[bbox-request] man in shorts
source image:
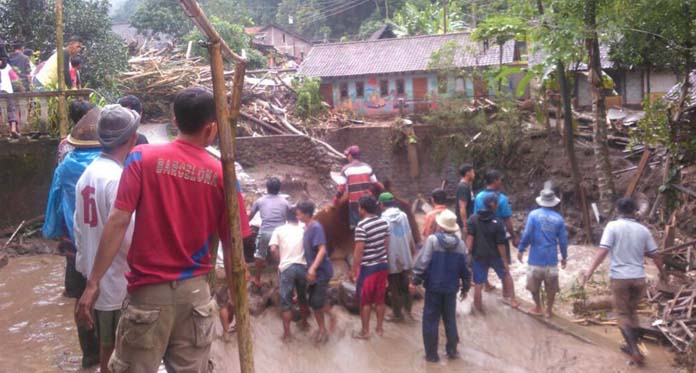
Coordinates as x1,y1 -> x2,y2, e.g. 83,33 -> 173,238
269,206 -> 309,342
76,87 -> 251,372
517,188 -> 568,318
582,197 -> 664,366
297,200 -> 334,343
74,105 -> 139,373
467,193 -> 518,313
351,195 -> 390,339
249,177 -> 290,288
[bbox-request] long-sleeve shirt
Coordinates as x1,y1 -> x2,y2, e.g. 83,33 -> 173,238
412,232 -> 470,294
518,207 -> 568,266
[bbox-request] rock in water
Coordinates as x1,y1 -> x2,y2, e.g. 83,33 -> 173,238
338,281 -> 358,314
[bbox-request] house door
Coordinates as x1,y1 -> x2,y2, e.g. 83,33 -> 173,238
412,77 -> 429,113
319,83 -> 334,107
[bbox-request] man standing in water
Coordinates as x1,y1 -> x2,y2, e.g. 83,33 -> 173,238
351,195 -> 390,339
468,194 -> 518,312
249,177 -> 290,289
270,207 -> 309,342
74,105 -> 139,373
297,200 -> 334,343
411,210 -> 470,362
76,87 -> 251,371
582,197 -> 663,366
517,188 -> 568,318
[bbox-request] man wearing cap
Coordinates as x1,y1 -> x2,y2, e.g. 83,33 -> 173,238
42,106 -> 102,369
73,105 -> 139,373
334,145 -> 383,230
467,193 -> 519,312
379,192 -> 417,321
76,87 -> 251,372
582,197 -> 664,366
517,189 -> 568,318
410,209 -> 470,362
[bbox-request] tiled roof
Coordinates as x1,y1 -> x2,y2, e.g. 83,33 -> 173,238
298,32 -> 515,78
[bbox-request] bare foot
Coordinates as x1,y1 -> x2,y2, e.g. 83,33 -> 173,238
314,330 -> 329,344
385,315 -> 404,323
351,330 -> 370,340
503,298 -> 520,309
544,310 -> 554,319
528,307 -> 543,316
375,328 -> 384,337
281,332 -> 292,343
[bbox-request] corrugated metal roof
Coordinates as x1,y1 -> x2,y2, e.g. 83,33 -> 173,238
298,32 -> 515,78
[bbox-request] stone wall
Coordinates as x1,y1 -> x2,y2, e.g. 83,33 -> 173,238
324,125 -> 459,199
235,134 -> 336,178
0,138 -> 58,230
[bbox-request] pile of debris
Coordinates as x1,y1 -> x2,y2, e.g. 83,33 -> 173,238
119,49 -> 346,159
649,239 -> 696,353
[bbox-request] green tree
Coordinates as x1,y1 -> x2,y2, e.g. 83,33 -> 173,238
0,0 -> 128,92
184,16 -> 266,69
392,0 -> 465,35
130,0 -> 192,39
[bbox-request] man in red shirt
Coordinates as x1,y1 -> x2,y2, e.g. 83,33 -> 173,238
77,87 -> 251,372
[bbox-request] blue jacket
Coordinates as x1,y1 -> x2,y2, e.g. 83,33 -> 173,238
42,148 -> 101,241
518,207 -> 568,266
412,232 -> 470,294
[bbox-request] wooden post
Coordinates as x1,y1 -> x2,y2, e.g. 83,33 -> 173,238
55,0 -> 68,137
209,41 -> 254,373
178,1 -> 253,371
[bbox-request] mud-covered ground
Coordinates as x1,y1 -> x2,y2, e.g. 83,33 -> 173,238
0,253 -> 676,372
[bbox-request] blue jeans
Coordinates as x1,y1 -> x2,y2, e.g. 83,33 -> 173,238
422,291 -> 458,360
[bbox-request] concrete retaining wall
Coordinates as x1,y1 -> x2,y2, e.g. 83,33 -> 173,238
0,138 -> 58,230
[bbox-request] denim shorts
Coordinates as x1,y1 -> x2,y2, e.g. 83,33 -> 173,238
253,230 -> 273,260
279,264 -> 308,311
472,257 -> 507,284
308,280 -> 330,310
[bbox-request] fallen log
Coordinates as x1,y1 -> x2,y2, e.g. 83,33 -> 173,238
239,112 -> 283,135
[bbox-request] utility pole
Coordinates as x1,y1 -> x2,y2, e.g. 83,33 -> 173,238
55,0 -> 68,137
443,0 -> 448,33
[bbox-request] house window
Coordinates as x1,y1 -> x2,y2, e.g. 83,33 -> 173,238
438,76 -> 448,94
380,80 -> 389,97
355,81 -> 365,98
455,77 -> 465,92
339,82 -> 348,99
396,79 -> 405,95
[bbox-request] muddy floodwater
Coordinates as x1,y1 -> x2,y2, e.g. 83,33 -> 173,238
0,254 -> 675,372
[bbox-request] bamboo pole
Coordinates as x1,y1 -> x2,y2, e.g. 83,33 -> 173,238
177,0 -> 253,371
55,0 -> 68,137
208,41 -> 254,373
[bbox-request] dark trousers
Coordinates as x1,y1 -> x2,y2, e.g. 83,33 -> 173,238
388,271 -> 411,318
422,291 -> 458,359
61,240 -> 100,368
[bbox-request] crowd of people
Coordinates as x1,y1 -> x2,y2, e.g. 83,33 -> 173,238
0,36 -> 85,138
38,83 -> 663,371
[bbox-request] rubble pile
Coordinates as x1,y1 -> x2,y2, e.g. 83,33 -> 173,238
649,239 -> 696,353
119,49 -> 350,135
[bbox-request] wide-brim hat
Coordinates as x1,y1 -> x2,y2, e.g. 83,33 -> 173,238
536,189 -> 561,207
67,107 -> 102,148
435,209 -> 459,233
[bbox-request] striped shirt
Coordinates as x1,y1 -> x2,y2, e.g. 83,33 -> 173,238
336,161 -> 379,227
355,216 -> 389,267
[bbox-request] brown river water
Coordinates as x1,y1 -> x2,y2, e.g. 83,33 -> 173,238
0,254 -> 676,372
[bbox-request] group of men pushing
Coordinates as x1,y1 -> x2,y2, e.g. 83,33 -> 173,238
41,84 -> 662,371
